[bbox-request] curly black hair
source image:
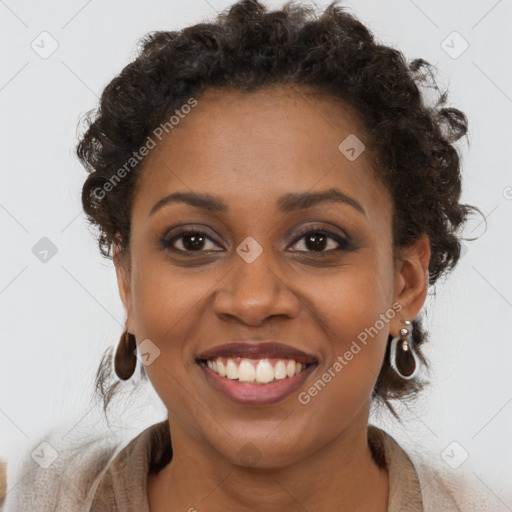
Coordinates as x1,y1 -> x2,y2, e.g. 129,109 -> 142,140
77,0 -> 483,421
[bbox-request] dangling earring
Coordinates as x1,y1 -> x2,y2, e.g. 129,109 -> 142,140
389,320 -> 420,380
114,329 -> 137,380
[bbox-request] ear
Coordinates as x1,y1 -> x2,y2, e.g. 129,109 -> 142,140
391,233 -> 430,336
113,242 -> 134,332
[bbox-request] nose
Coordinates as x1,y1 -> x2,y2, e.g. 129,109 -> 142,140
213,248 -> 300,326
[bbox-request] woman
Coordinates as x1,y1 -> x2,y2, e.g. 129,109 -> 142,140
2,0 -> 493,510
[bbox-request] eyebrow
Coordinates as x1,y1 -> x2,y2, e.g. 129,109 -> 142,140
149,188 -> 367,218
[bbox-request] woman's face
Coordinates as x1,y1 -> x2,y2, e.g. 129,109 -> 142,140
115,85 -> 429,468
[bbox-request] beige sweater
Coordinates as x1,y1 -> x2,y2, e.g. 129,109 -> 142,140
0,460 -> 5,507
1,420 -> 495,511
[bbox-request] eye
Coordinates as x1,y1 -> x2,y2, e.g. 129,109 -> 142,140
160,228 -> 223,252
160,226 -> 353,254
288,228 -> 352,253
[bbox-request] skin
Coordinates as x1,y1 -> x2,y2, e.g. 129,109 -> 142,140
113,85 -> 430,512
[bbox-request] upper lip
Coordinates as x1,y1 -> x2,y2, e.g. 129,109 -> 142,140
196,342 -> 318,364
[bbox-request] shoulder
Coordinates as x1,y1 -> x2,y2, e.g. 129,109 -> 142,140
2,424 -> 125,512
369,425 -> 498,512
406,447 -> 497,512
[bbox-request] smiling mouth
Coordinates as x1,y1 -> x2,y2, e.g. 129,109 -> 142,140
197,356 -> 318,385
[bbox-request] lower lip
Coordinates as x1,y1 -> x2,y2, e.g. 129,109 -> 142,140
198,362 -> 318,405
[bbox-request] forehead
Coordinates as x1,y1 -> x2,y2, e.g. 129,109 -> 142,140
132,85 -> 391,223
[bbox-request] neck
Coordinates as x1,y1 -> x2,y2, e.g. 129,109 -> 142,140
148,413 -> 389,512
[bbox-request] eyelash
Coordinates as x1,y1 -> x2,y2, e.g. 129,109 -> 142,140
160,226 -> 353,255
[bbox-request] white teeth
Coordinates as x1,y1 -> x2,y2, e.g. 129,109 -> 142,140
274,360 -> 287,380
286,360 -> 296,378
238,359 -> 256,382
225,359 -> 239,379
206,356 -> 311,384
217,359 -> 226,377
255,359 -> 275,383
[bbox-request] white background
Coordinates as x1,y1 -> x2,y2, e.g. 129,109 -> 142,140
0,0 -> 511,506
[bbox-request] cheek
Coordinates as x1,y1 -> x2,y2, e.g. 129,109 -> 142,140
131,257 -> 214,343
128,261 -> 203,386
129,263 -> 212,428
309,250 -> 394,391
318,290 -> 390,386
296,296 -> 393,444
